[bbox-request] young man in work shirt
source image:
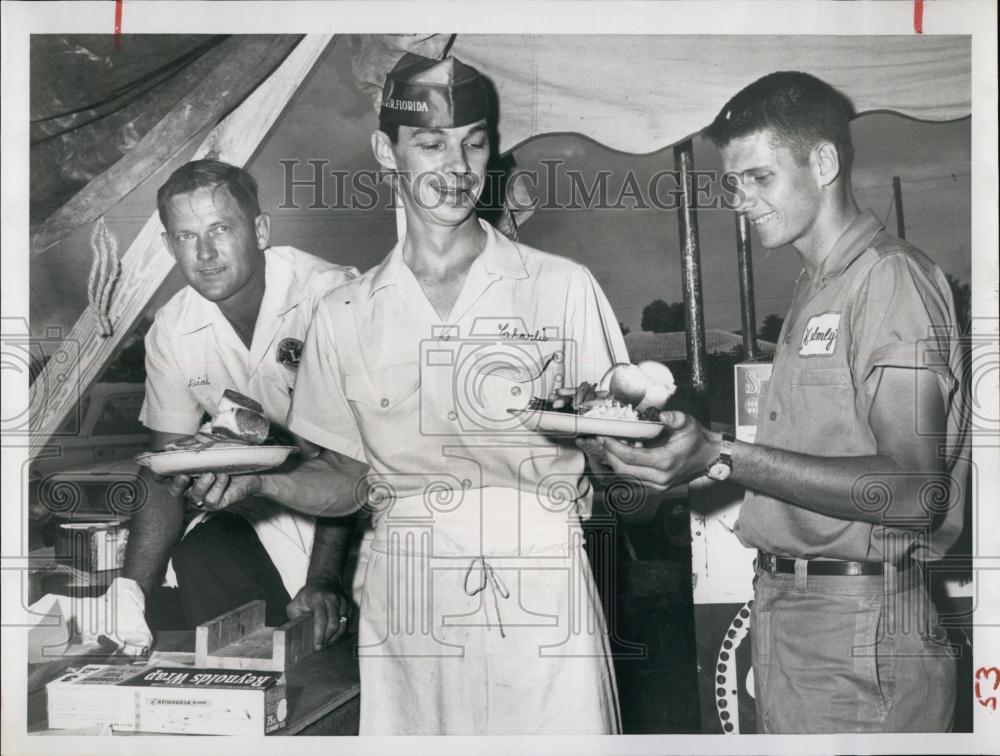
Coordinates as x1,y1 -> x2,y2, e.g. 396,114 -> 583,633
104,160 -> 359,653
184,54 -> 624,735
593,72 -> 967,732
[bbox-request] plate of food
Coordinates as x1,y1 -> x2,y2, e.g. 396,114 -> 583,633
509,361 -> 677,440
135,389 -> 298,476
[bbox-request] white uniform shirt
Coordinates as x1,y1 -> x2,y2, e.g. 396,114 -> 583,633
289,220 -> 629,519
140,245 -> 358,595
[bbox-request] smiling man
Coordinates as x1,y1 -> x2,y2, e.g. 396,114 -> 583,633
595,72 -> 967,733
112,160 -> 359,652
183,54 -> 626,735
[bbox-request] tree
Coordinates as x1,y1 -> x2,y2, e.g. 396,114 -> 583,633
757,314 -> 784,344
641,299 -> 686,333
945,273 -> 971,334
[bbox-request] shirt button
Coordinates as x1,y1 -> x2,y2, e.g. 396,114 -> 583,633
380,398 -> 390,408
461,479 -> 472,489
769,411 -> 778,421
447,411 -> 458,421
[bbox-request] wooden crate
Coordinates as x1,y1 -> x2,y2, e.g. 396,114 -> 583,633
195,600 -> 314,671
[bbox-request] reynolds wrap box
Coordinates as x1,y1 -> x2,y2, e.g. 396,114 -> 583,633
126,667 -> 287,735
47,665 -> 287,734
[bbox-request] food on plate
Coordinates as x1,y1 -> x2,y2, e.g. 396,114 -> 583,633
529,361 -> 677,422
203,390 -> 269,444
163,390 -> 271,451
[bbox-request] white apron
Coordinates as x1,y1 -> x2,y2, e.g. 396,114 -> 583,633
357,486 -> 621,735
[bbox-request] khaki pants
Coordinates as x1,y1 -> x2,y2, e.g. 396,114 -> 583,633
751,564 -> 956,733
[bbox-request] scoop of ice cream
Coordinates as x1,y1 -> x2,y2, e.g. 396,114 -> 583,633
635,361 -> 677,411
598,361 -> 677,412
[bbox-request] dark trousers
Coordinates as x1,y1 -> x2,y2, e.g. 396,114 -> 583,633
167,512 -> 292,628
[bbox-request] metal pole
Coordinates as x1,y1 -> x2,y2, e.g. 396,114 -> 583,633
892,176 -> 906,240
673,139 -> 708,399
735,213 -> 759,359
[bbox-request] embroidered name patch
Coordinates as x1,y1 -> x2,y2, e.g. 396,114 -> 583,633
276,338 -> 304,370
799,313 -> 840,355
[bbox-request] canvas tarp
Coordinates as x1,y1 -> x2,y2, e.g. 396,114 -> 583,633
33,33 -> 972,256
30,35 -> 304,255
352,34 -> 972,154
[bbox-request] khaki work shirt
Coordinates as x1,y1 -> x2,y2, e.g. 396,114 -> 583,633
735,211 -> 967,562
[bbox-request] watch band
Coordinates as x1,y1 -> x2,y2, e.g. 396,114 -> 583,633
706,432 -> 735,481
718,432 -> 734,464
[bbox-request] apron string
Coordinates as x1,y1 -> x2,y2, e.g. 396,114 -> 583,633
463,556 -> 510,638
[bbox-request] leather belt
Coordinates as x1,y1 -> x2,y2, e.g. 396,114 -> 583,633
757,550 -> 912,576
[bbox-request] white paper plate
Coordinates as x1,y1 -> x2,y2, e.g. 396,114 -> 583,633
508,409 -> 665,440
135,446 -> 298,476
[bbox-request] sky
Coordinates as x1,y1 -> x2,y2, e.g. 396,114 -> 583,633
29,36 -> 972,341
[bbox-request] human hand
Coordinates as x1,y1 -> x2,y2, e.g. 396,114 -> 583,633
184,471 -> 263,512
286,581 -> 353,650
161,472 -> 194,498
598,411 -> 720,492
575,435 -> 614,475
93,577 -> 152,656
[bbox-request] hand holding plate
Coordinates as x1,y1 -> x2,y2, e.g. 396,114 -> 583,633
599,410 -> 720,491
186,471 -> 263,512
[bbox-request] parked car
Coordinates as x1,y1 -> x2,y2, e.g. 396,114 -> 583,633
29,383 -> 149,521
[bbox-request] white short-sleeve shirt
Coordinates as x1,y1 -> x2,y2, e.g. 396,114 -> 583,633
289,220 -> 629,519
140,245 -> 358,594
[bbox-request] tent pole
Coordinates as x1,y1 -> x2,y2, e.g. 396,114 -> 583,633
735,214 -> 759,359
673,139 -> 709,405
892,176 -> 906,239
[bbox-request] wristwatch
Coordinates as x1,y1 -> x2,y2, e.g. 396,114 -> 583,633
706,432 -> 735,481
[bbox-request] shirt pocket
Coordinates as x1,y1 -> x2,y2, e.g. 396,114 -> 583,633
789,367 -> 857,454
466,343 -> 564,425
345,362 -> 420,412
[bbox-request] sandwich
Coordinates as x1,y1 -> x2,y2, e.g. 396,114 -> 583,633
164,390 -> 270,451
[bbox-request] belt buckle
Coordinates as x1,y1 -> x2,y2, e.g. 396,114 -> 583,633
758,551 -> 777,574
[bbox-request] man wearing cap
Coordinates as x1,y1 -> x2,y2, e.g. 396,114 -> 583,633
186,54 -> 623,735
114,159 -> 360,654
593,72 -> 966,732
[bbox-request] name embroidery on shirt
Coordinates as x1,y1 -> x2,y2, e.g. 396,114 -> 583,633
187,375 -> 210,387
498,322 -> 548,341
799,313 -> 840,355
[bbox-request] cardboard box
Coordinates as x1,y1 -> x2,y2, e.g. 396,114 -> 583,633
47,665 -> 288,735
127,667 -> 287,735
733,360 -> 773,443
45,664 -> 138,730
